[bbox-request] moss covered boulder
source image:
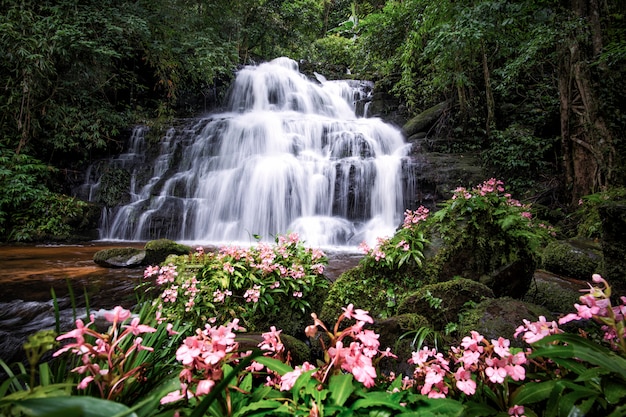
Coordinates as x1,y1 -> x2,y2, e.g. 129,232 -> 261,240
541,239 -> 602,280
459,298 -> 553,347
143,239 -> 192,266
522,270 -> 587,317
396,278 -> 494,331
93,247 -> 146,268
369,313 -> 431,376
319,263 -> 423,324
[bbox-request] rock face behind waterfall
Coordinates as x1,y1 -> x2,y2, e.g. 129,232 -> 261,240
78,58 -> 420,247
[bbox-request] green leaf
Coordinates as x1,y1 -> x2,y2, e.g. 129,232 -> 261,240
532,334 -> 626,381
8,396 -> 138,417
350,391 -> 406,411
253,356 -> 294,376
328,373 -> 355,407
511,380 -> 557,405
232,399 -> 288,417
605,379 -> 626,405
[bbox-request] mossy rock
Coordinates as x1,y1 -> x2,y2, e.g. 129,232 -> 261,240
522,272 -> 584,316
541,239 -> 602,280
459,298 -> 553,347
396,278 -> 494,331
369,313 -> 432,376
319,263 -> 423,324
144,239 -> 192,265
236,333 -> 311,365
93,247 -> 146,268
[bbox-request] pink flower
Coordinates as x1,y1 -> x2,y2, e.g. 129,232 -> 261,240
144,265 -> 160,278
124,317 -> 157,336
160,389 -> 186,404
280,362 -> 316,391
509,405 -> 526,417
485,359 -> 507,384
341,304 -> 373,323
492,337 -> 511,358
454,368 -> 476,395
176,337 -> 202,365
196,379 -> 215,396
104,306 -> 132,325
77,375 -> 95,390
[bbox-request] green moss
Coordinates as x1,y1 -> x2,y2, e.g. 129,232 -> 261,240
93,247 -> 145,267
144,239 -> 192,265
397,278 -> 494,331
522,279 -> 581,316
281,334 -> 311,365
458,298 -> 553,347
319,264 -> 423,324
541,239 -> 602,280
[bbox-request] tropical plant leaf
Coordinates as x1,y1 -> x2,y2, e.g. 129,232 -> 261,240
328,373 -> 355,407
7,396 -> 138,417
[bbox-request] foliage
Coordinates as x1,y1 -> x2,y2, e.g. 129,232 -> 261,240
148,233 -> 329,333
431,179 -> 556,271
6,266 -> 626,417
482,125 -> 558,194
574,187 -> 626,239
0,146 -> 89,241
359,205 -> 430,270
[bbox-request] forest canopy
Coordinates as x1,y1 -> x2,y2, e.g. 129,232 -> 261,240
0,0 -> 624,241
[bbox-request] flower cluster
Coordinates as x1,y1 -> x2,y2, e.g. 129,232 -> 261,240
405,331 -> 527,401
289,304 -> 396,389
451,178 -> 520,207
359,207 -> 430,270
148,234 -> 329,331
53,306 -> 158,400
403,206 -> 430,229
558,274 -> 626,353
162,319 -> 244,403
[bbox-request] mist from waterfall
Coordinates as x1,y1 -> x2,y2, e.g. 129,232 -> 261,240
83,57 -> 416,248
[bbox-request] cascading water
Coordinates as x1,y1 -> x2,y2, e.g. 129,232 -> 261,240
82,57 -> 416,247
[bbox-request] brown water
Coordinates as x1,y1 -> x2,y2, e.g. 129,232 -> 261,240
0,242 -> 147,305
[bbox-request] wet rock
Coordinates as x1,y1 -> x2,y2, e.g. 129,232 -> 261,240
93,247 -> 146,268
143,239 -> 192,266
403,101 -> 449,138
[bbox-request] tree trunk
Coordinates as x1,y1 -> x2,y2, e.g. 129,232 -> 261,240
558,0 -> 614,203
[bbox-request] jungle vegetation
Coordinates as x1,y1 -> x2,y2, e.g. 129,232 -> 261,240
0,0 -> 624,241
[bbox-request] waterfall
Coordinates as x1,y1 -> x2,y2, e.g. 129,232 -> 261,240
84,58 -> 416,247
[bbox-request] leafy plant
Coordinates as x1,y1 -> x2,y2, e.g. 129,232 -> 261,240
148,233 -> 329,332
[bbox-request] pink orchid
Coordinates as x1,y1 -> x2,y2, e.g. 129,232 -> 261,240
104,306 -> 132,325
341,304 -> 373,323
124,317 -> 157,336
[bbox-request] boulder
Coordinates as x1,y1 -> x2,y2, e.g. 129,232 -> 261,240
93,247 -> 146,268
541,239 -> 603,280
143,239 -> 192,266
459,298 -> 553,347
396,278 -> 494,330
403,101 -> 449,138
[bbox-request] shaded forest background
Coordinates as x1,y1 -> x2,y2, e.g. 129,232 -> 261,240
0,0 -> 624,242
